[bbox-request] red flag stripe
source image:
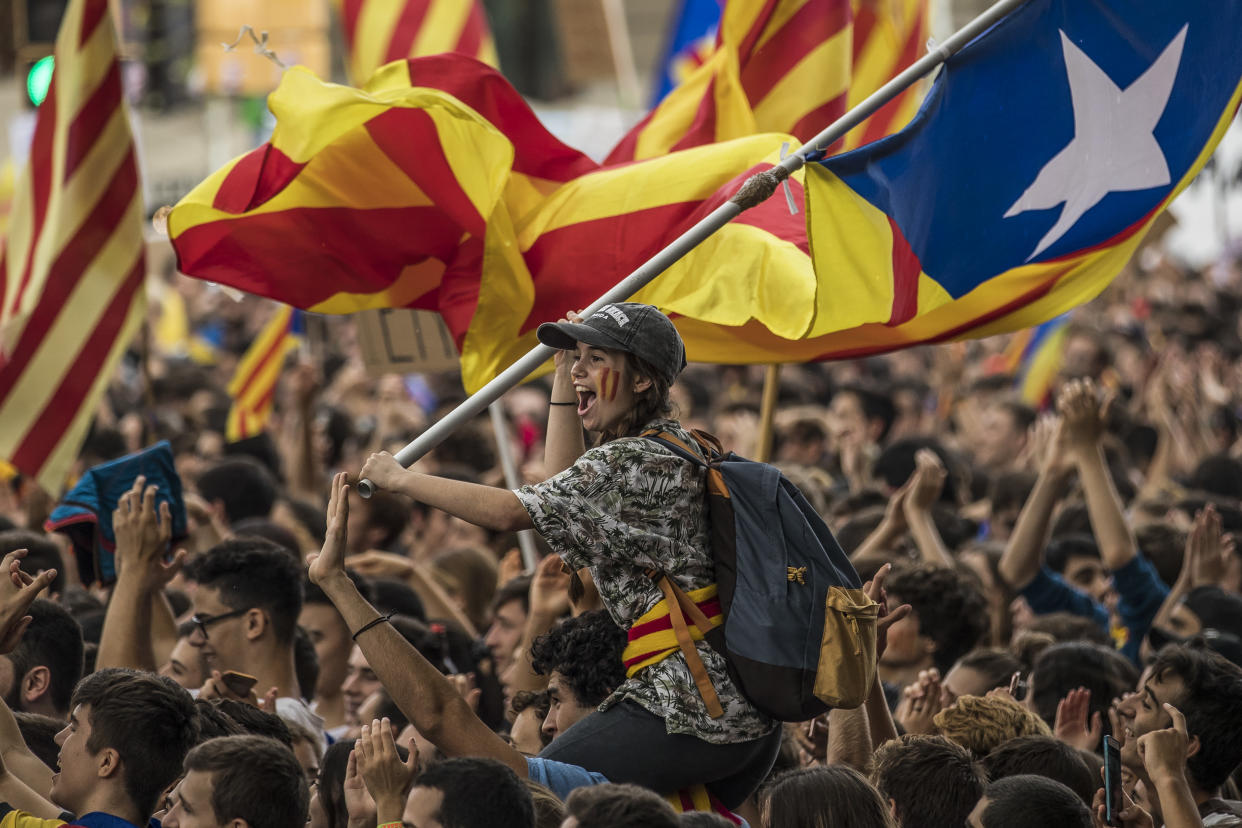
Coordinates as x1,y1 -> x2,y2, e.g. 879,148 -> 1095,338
9,256 -> 143,471
854,17 -> 927,146
734,0 -> 783,63
455,5 -> 487,57
7,79 -> 59,318
886,215 -> 921,325
64,61 -> 121,182
668,78 -> 722,155
232,316 -> 293,396
383,0 -> 434,64
0,151 -> 138,401
789,90 -> 849,149
78,0 -> 109,48
213,145 -> 308,214
340,0 -> 365,48
740,1 -> 850,103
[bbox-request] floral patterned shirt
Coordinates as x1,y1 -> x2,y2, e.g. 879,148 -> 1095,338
515,419 -> 776,744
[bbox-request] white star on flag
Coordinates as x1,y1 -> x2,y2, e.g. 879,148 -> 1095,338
1005,24 -> 1188,260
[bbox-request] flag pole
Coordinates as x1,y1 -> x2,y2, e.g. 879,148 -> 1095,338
358,0 -> 1031,497
487,400 -> 542,572
754,365 -> 782,463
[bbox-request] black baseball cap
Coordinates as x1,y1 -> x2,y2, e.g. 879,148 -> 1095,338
536,302 -> 687,387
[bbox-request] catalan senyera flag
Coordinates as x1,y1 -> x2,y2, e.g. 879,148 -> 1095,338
842,0 -> 929,150
777,0 -> 1242,365
227,304 -> 303,442
334,0 -> 497,86
606,0 -> 853,164
168,56 -> 813,392
0,0 -> 146,494
0,159 -> 15,241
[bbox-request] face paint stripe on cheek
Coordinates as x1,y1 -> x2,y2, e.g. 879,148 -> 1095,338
602,367 -> 619,401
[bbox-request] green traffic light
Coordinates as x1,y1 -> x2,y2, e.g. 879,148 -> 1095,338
27,55 -> 55,107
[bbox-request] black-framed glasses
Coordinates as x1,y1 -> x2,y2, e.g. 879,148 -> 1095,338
190,609 -> 247,641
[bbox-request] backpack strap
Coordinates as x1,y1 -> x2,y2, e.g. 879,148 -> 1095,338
641,429 -> 708,467
648,570 -> 725,719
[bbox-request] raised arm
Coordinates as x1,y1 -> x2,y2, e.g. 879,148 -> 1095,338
1150,506 -> 1227,635
998,415 -> 1074,591
360,455 -> 532,533
309,474 -> 527,777
543,313 -> 588,477
505,554 -> 571,696
0,550 -> 61,817
1060,379 -> 1137,572
902,450 -> 953,569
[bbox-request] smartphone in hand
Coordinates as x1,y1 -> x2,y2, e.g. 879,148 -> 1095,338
1103,733 -> 1123,826
220,670 -> 259,697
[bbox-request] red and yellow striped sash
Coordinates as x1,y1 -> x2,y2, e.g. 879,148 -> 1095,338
623,584 -> 722,677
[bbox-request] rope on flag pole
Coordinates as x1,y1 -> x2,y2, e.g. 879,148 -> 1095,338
358,0 -> 1033,498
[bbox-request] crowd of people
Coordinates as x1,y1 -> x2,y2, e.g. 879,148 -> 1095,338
0,235 -> 1240,828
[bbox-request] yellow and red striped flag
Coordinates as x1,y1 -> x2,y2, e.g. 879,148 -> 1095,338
0,0 -> 146,494
167,57 -> 812,392
227,304 -> 302,442
606,0 -> 853,164
0,159 -> 15,241
841,0 -> 929,150
334,0 -> 497,86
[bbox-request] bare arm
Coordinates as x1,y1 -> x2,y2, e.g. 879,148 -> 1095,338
1061,380 -> 1137,572
543,316 -> 587,477
311,474 -> 527,777
360,455 -> 532,533
999,416 -> 1073,591
902,450 -> 953,569
825,704 -> 872,773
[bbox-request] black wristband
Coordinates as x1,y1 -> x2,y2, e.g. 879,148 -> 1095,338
352,612 -> 394,641
549,401 -> 578,406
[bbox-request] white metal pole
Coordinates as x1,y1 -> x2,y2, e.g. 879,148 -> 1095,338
488,401 -> 541,572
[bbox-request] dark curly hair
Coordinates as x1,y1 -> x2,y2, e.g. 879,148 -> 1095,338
530,610 -> 627,707
887,564 -> 989,674
1150,643 -> 1242,791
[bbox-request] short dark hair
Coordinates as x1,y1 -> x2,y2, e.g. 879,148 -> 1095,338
989,472 -> 1038,516
873,438 -> 959,502
211,699 -> 294,747
1150,643 -> 1242,790
368,577 -> 427,622
196,458 -> 277,525
1188,454 -> 1242,500
6,599 -> 83,715
982,735 -> 1096,805
887,565 -> 989,673
231,518 -> 302,555
493,574 -> 533,616
979,775 -> 1091,828
870,735 -> 985,828
1023,612 -> 1112,647
0,530 -> 65,596
70,668 -> 199,816
762,765 -> 895,828
13,711 -> 62,770
952,648 -> 1023,693
529,610 -> 626,707
189,538 -> 304,644
1043,534 -> 1100,574
362,490 -> 411,550
192,699 -> 246,743
1134,524 -> 1187,588
184,735 -> 309,828
836,385 -> 897,443
563,783 -> 679,828
1028,642 -> 1137,728
294,625 -> 320,702
414,758 -> 534,828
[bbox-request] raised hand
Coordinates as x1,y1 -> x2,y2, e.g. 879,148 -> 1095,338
356,718 -> 419,823
529,554 -> 571,619
0,548 -> 57,654
307,472 -> 350,587
904,449 -> 947,514
343,748 -> 376,828
1057,379 -> 1112,456
1137,703 -> 1192,781
1027,413 -> 1073,478
113,476 -> 184,588
864,563 -> 912,660
1054,686 -> 1103,752
1182,506 -> 1227,588
895,669 -> 943,736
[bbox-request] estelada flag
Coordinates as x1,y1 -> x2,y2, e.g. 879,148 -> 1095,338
779,0 -> 1242,364
651,0 -> 722,106
334,0 -> 497,86
0,0 -> 146,494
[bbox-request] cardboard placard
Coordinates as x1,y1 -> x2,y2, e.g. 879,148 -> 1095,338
355,309 -> 459,376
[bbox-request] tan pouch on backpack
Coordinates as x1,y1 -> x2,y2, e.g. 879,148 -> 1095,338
813,587 -> 880,709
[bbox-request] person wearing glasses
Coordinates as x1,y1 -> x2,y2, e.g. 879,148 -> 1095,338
186,536 -> 328,752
